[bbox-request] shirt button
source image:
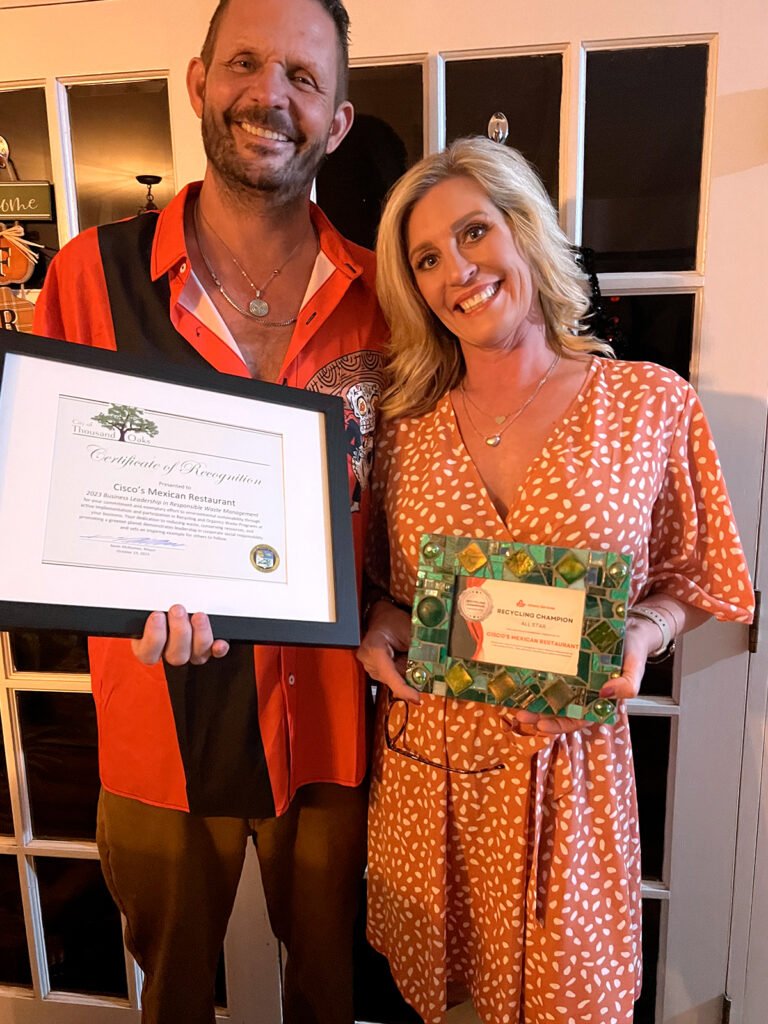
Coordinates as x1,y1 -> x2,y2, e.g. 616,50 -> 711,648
288,674 -> 296,686
179,261 -> 187,273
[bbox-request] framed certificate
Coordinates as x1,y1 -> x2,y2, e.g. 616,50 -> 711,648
406,534 -> 632,724
0,332 -> 360,647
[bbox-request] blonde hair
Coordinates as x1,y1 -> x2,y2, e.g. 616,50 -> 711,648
376,137 -> 610,419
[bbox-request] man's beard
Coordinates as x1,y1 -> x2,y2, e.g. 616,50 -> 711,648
202,103 -> 328,204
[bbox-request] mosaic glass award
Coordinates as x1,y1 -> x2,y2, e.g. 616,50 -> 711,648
406,535 -> 632,725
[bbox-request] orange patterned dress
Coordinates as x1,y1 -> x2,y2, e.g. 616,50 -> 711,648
366,358 -> 754,1024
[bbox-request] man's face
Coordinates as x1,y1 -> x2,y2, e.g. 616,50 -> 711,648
187,0 -> 353,202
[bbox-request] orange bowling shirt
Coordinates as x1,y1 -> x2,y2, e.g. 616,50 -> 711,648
33,183 -> 387,817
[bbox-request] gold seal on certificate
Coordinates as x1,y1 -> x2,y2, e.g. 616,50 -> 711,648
250,544 -> 280,573
406,534 -> 632,725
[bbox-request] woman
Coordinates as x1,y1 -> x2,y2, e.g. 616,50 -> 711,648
358,138 -> 754,1024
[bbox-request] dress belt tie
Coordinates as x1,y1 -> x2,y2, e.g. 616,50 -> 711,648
504,725 -> 575,932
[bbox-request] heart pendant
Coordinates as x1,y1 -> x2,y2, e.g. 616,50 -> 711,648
485,435 -> 501,447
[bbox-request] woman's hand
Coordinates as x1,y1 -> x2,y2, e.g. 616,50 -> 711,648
131,605 -> 231,666
508,614 -> 659,736
356,600 -> 419,703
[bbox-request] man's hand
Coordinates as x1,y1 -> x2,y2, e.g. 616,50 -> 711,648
356,600 -> 418,703
131,605 -> 230,666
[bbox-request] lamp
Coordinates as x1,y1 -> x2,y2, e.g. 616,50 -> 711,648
136,174 -> 162,214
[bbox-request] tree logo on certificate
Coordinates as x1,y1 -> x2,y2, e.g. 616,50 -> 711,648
250,544 -> 280,573
91,404 -> 159,443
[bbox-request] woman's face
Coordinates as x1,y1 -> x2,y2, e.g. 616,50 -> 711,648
406,175 -> 540,353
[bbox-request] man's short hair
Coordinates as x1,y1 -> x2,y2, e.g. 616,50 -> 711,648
200,0 -> 350,102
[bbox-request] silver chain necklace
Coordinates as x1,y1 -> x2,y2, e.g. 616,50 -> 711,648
459,352 -> 560,447
194,204 -> 301,327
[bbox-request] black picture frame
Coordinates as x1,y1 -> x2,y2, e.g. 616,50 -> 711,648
0,332 -> 360,647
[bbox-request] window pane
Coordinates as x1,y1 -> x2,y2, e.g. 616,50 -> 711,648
0,854 -> 32,987
639,656 -> 674,700
600,292 -> 695,382
0,725 -> 13,835
67,79 -> 174,231
316,64 -> 422,249
446,54 -> 562,205
630,715 -> 671,881
635,897 -> 663,1024
0,86 -> 59,290
215,949 -> 227,1010
36,856 -> 127,998
18,692 -> 99,841
10,630 -> 89,674
584,45 -> 708,272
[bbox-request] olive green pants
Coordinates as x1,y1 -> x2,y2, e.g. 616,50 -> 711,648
96,782 -> 368,1024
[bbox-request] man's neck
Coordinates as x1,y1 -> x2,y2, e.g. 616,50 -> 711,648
195,170 -> 315,258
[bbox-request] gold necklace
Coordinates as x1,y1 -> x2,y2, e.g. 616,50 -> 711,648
459,352 -> 560,447
194,204 -> 300,328
197,204 -> 304,318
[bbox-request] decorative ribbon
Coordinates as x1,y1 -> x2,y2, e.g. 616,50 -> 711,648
0,223 -> 44,266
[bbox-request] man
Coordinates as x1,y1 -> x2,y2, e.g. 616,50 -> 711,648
33,1 -> 387,1021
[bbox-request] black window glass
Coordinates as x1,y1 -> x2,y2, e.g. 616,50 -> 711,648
583,45 -> 708,272
67,80 -> 174,231
36,856 -> 127,998
599,292 -> 695,382
18,691 -> 99,841
215,949 -> 227,1010
0,86 -> 59,290
630,715 -> 671,881
10,630 -> 89,674
0,854 -> 32,987
445,54 -> 562,205
635,897 -> 663,1023
316,63 -> 423,249
0,724 -> 12,835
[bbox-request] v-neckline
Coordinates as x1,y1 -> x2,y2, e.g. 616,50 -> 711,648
443,355 -> 601,530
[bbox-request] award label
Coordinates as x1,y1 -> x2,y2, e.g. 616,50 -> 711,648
451,577 -> 586,675
405,535 -> 632,725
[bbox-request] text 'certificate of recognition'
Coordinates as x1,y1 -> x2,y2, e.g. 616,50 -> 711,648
44,396 -> 287,583
0,336 -> 359,646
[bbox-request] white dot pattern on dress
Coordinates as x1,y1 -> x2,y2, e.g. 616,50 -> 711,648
366,359 -> 754,1024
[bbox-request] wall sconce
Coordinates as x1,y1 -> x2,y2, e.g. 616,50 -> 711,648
136,174 -> 162,214
487,112 -> 509,144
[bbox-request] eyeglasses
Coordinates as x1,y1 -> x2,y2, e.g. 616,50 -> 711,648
384,695 -> 505,775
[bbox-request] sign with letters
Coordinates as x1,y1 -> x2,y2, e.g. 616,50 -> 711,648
0,181 -> 54,222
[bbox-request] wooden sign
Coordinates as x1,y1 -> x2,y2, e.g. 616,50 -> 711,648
0,182 -> 54,222
0,287 -> 35,333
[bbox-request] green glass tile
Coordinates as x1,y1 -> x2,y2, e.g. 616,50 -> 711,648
505,548 -> 536,578
606,559 -> 629,585
587,620 -> 621,653
416,596 -> 447,627
407,664 -> 432,690
445,662 -> 474,695
557,552 -> 587,583
488,670 -> 516,702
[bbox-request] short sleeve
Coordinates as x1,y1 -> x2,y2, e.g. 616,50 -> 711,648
644,384 -> 754,622
364,420 -> 396,593
32,228 -> 117,350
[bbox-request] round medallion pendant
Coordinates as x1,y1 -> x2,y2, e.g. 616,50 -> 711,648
485,434 -> 502,447
249,297 -> 270,317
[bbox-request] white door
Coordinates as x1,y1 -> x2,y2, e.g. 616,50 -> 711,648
1,0 -> 766,1022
